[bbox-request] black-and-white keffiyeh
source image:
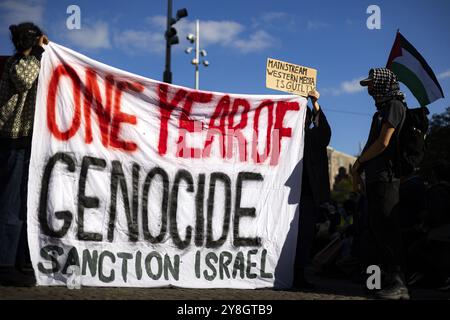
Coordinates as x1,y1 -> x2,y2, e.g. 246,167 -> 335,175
369,68 -> 406,103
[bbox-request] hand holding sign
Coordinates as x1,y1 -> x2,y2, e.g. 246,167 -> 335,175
38,35 -> 49,47
308,89 -> 320,112
308,89 -> 320,101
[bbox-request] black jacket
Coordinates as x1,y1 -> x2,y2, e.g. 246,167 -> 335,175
302,107 -> 331,205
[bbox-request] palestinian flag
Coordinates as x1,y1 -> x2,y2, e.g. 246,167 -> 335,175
387,32 -> 444,106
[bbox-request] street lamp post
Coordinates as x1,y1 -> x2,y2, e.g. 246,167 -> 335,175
195,19 -> 200,89
163,0 -> 173,84
163,0 -> 188,84
186,19 -> 209,90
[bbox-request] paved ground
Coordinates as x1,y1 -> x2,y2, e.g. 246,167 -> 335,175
0,287 -> 365,300
1,273 -> 448,300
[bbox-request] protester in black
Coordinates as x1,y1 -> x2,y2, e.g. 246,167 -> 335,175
0,23 -> 48,286
352,68 -> 409,299
293,89 -> 331,289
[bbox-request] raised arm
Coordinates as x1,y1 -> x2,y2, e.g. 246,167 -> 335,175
308,89 -> 331,147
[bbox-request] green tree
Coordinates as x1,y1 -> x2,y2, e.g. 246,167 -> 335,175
421,107 -> 450,181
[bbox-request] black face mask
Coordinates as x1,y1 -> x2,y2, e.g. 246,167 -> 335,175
368,85 -> 375,97
10,24 -> 43,52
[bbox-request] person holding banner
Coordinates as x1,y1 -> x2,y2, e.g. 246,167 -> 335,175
0,22 -> 48,286
293,89 -> 331,290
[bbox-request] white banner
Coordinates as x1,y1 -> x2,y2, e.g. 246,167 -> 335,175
27,42 -> 307,288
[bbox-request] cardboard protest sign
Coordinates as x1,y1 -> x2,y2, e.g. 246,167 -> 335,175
266,58 -> 317,97
28,42 -> 307,288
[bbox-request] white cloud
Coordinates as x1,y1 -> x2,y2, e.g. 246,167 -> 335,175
341,78 -> 366,94
251,11 -> 298,31
114,30 -> 164,54
261,12 -> 287,22
307,20 -> 330,30
252,12 -> 286,27
148,17 -> 244,47
119,16 -> 273,55
324,77 -> 365,96
64,22 -> 111,50
0,0 -> 45,33
190,20 -> 273,53
114,16 -> 166,55
234,30 -> 274,53
196,21 -> 244,46
438,69 -> 450,80
146,15 -> 166,29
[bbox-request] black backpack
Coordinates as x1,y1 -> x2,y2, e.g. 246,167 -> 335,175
395,105 -> 430,177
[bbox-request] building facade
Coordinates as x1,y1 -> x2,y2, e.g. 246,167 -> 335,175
327,147 -> 357,189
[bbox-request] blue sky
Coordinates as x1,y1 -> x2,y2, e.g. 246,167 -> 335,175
1,0 -> 449,156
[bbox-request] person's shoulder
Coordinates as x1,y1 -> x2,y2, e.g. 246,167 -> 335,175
388,98 -> 406,110
383,99 -> 406,118
4,55 -> 15,65
4,54 -> 23,66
